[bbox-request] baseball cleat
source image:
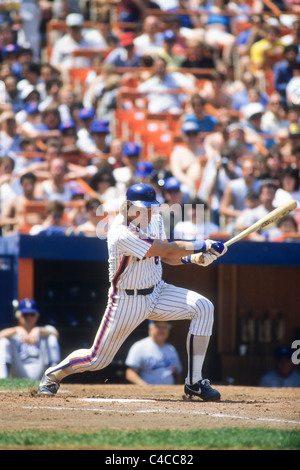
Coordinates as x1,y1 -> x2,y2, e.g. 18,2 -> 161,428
38,373 -> 60,396
184,379 -> 221,401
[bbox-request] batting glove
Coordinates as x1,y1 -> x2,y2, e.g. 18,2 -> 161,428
191,252 -> 218,267
206,240 -> 227,257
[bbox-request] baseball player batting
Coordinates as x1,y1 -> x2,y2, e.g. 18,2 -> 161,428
38,183 -> 227,401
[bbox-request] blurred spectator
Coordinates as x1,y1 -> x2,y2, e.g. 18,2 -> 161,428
108,138 -> 125,169
198,139 -> 243,225
88,119 -> 111,159
257,147 -> 284,186
1,44 -> 20,69
133,15 -> 164,55
199,114 -> 234,161
280,18 -> 300,47
231,71 -> 269,111
160,15 -> 189,53
17,62 -> 45,100
90,165 -> 123,212
57,85 -> 78,123
200,71 -> 233,110
50,13 -> 101,72
113,142 -> 141,192
173,197 -> 219,240
77,197 -> 104,236
183,94 -> 218,132
241,102 -> 276,152
234,181 -> 281,240
2,74 -> 24,113
118,0 -> 161,23
150,29 -> 184,69
250,24 -> 285,73
0,22 -> 15,50
286,61 -> 300,105
273,166 -> 300,208
273,214 -> 299,242
273,44 -> 299,102
170,121 -> 204,194
137,56 -> 194,113
17,138 -> 61,181
104,32 -> 142,67
19,104 -> 61,142
35,157 -> 73,202
220,158 -> 262,232
83,66 -> 121,118
149,156 -> 173,204
258,346 -> 300,387
29,199 -> 70,235
76,107 -> 96,153
0,298 -> 60,380
261,92 -> 290,134
134,160 -> 155,183
39,77 -> 63,112
0,111 -> 22,155
180,38 -> 215,72
0,156 -> 20,220
82,14 -> 110,49
17,101 -> 42,137
160,176 -> 185,239
17,0 -> 42,60
1,172 -> 42,233
201,0 -> 236,64
125,320 -> 182,385
59,121 -> 89,167
235,15 -> 266,78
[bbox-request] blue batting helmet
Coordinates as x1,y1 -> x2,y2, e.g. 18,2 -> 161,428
126,183 -> 160,208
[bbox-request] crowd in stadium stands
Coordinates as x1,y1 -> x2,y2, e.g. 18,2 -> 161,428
0,0 -> 300,242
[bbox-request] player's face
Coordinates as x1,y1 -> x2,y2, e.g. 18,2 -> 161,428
127,205 -> 153,229
150,322 -> 170,346
19,313 -> 38,330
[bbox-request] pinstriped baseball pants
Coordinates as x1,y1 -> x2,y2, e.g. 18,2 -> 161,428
47,281 -> 214,381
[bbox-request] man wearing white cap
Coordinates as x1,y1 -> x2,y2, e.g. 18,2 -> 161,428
50,13 -> 101,72
242,102 -> 276,152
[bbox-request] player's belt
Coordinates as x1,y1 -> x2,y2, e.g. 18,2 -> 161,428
125,285 -> 155,296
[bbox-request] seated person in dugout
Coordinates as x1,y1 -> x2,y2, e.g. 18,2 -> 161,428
125,320 -> 182,385
0,298 -> 60,381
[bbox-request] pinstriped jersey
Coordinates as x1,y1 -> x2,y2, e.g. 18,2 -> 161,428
107,212 -> 167,289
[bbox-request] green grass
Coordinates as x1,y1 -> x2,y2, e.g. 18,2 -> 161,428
0,428 -> 299,450
0,378 -> 39,390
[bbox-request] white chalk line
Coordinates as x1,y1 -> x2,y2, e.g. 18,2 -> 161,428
22,400 -> 300,426
82,398 -> 156,403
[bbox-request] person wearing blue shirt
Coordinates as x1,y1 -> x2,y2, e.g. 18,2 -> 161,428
273,44 -> 299,101
183,94 -> 218,133
125,320 -> 182,385
259,347 -> 300,387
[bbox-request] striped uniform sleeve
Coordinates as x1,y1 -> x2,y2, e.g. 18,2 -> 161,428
118,224 -> 154,259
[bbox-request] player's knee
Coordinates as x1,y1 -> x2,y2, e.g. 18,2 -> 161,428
194,297 -> 214,333
196,297 -> 214,316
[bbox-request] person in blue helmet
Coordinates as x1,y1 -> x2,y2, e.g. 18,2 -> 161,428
38,183 -> 227,401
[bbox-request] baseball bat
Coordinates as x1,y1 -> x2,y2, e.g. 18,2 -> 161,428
224,199 -> 297,247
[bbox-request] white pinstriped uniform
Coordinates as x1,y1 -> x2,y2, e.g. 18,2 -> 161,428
48,212 -> 214,379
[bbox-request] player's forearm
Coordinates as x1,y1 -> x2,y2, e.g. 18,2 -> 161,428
125,368 -> 147,385
147,239 -> 206,259
0,327 -> 17,339
38,327 -> 59,339
161,257 -> 184,265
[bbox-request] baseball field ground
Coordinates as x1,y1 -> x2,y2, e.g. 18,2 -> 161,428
0,379 -> 299,450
